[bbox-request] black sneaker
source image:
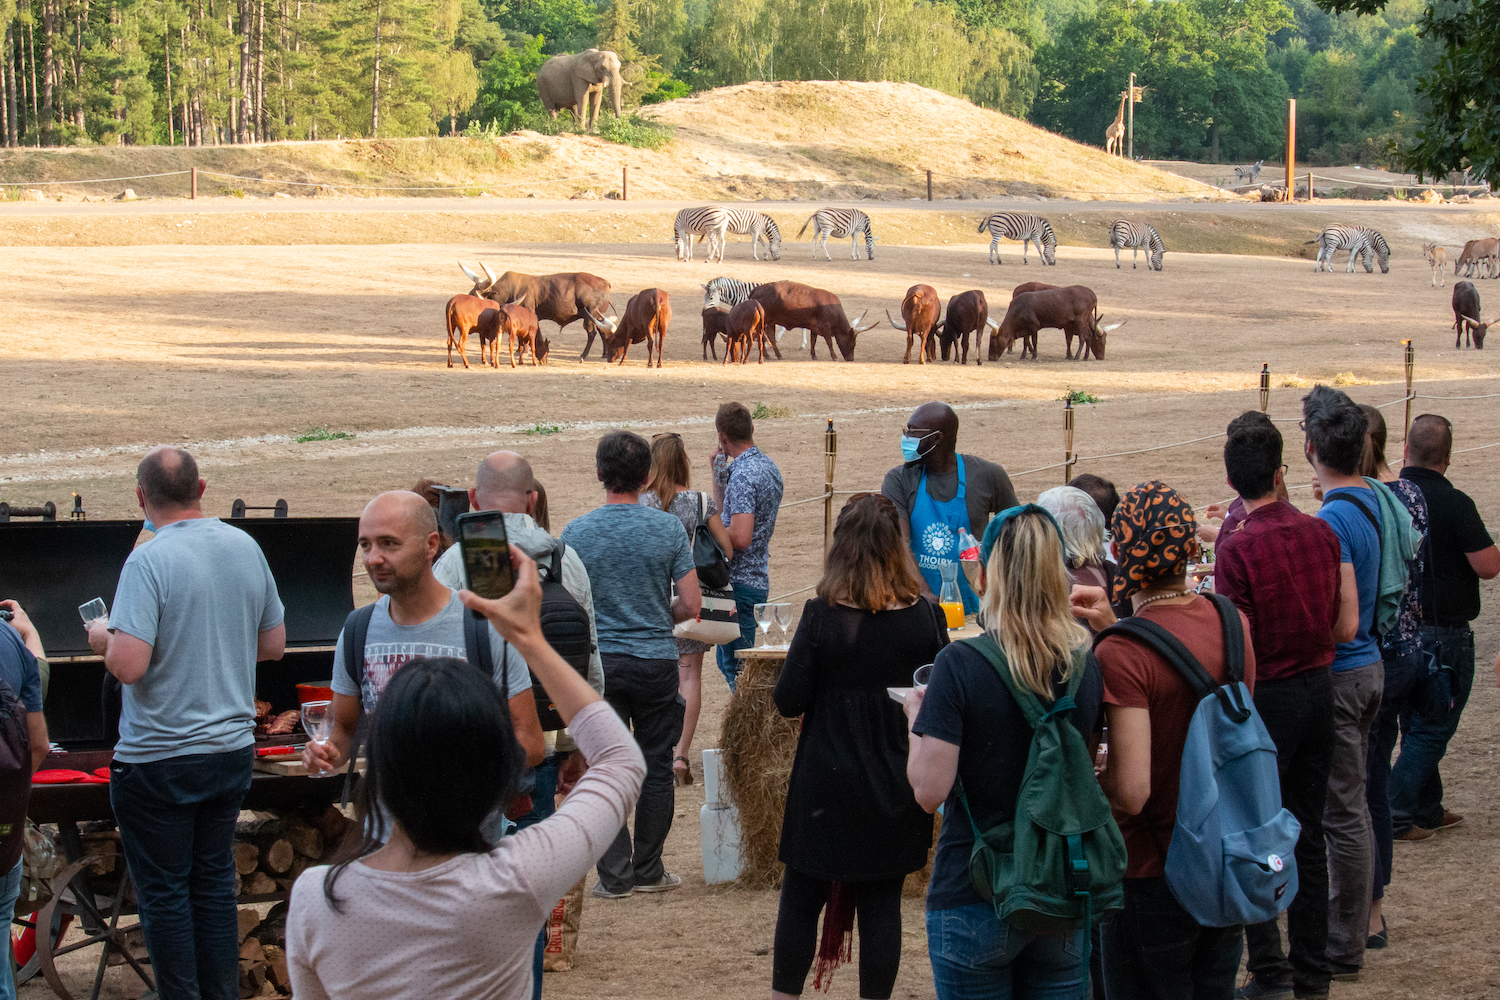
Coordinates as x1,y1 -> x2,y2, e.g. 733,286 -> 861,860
1236,981 -> 1294,1000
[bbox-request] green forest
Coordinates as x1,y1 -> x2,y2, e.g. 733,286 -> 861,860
0,0 -> 1489,178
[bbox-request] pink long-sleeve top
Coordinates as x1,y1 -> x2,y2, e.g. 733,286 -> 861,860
285,701 -> 645,1000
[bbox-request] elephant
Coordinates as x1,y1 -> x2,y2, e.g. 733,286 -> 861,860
536,49 -> 623,132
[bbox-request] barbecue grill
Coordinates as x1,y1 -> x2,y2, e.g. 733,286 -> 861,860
0,499 -> 360,1000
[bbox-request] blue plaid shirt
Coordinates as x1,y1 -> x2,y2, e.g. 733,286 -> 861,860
719,446 -> 783,591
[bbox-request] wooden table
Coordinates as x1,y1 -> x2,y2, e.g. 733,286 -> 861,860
721,622 -> 982,887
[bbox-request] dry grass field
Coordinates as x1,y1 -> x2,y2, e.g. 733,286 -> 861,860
6,83 -> 1500,999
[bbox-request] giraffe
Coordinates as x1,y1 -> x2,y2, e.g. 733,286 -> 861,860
1105,90 -> 1127,157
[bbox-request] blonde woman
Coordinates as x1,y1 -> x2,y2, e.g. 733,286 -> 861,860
639,432 -> 732,785
904,505 -> 1102,998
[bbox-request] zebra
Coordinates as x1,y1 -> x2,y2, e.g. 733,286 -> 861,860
1109,220 -> 1165,271
722,209 -> 782,261
673,206 -> 729,263
977,212 -> 1057,265
797,208 -> 876,261
702,276 -> 761,310
1306,225 -> 1391,274
1233,160 -> 1263,186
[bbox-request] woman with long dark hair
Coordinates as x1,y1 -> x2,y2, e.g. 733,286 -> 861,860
905,505 -> 1103,997
640,432 -> 732,785
286,549 -> 644,1000
770,493 -> 948,1000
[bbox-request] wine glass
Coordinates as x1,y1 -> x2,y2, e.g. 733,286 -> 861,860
773,604 -> 794,646
753,603 -> 773,647
300,700 -> 336,777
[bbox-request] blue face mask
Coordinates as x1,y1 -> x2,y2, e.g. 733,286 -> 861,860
142,517 -> 156,534
901,432 -> 938,464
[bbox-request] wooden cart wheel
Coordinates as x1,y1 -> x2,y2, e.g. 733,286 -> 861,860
36,858 -> 154,1000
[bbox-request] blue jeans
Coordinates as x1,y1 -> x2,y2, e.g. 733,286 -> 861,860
926,903 -> 1086,1000
109,748 -> 253,1000
1367,640 -> 1422,901
0,858 -> 22,1000
714,582 -> 768,693
1102,877 -> 1242,1000
1390,625 -> 1475,832
514,751 -> 565,1000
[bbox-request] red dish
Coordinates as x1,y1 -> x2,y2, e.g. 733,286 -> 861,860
296,683 -> 334,704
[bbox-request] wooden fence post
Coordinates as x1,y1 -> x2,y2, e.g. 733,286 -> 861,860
1404,340 -> 1415,440
927,170 -> 932,202
1063,399 -> 1076,483
823,419 -> 838,558
191,167 -> 197,200
1259,362 -> 1270,413
622,165 -> 628,202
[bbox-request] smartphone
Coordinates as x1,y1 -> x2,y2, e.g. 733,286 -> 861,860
456,511 -> 515,602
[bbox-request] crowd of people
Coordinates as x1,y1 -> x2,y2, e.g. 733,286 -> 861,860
0,389 -> 1493,1000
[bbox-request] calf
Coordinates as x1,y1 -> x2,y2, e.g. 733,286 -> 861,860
726,300 -> 767,365
701,306 -> 732,360
1423,244 -> 1449,287
445,294 -> 496,369
604,288 -> 671,366
887,284 -> 943,364
1452,281 -> 1488,349
499,302 -> 544,367
940,290 -> 997,365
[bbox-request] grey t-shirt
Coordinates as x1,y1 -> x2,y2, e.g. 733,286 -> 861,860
560,503 -> 695,661
331,591 -> 531,712
881,454 -> 1020,539
109,517 -> 285,763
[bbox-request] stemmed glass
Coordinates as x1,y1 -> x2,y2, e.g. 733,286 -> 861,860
753,603 -> 773,647
773,604 -> 794,647
300,700 -> 336,777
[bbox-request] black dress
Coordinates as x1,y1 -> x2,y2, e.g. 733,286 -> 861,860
773,598 -> 949,881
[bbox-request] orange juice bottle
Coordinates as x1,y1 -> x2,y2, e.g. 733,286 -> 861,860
941,602 -> 966,629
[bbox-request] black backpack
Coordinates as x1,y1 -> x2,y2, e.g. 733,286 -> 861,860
0,678 -> 30,873
535,543 -> 594,730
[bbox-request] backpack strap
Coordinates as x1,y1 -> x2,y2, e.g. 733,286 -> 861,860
464,603 -> 505,698
550,542 -> 566,584
1325,491 -> 1384,567
338,602 -> 377,807
962,633 -> 1085,730
1095,600 -> 1251,723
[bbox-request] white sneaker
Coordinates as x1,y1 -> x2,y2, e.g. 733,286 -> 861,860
633,873 -> 683,893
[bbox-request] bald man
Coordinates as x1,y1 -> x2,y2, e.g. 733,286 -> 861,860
306,491 -> 544,786
881,402 -> 1018,610
88,445 -> 286,1000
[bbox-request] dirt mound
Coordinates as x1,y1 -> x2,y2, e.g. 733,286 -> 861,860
0,82 -> 1218,203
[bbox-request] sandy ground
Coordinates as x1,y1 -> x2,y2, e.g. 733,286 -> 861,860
8,200 -> 1500,999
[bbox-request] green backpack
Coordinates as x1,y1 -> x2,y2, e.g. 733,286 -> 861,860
957,635 -> 1127,935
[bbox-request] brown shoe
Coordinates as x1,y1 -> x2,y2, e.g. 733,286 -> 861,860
1436,810 -> 1464,831
1395,825 -> 1436,842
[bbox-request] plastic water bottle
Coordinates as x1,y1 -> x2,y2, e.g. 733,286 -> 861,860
957,527 -> 980,562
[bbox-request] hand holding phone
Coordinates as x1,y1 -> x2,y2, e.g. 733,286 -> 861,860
457,511 -> 516,603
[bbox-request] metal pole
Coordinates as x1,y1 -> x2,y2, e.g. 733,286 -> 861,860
1259,362 -> 1270,413
1403,340 -> 1415,440
1063,399 -> 1076,483
622,165 -> 628,202
190,167 -> 197,200
823,419 -> 838,558
1128,72 -> 1135,160
1286,99 -> 1296,197
926,170 -> 932,202
1306,171 -> 1313,202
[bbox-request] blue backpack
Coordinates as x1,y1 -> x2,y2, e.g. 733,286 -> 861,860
1096,594 -> 1301,927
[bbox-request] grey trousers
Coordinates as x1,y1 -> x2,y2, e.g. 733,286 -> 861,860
1325,660 -> 1383,967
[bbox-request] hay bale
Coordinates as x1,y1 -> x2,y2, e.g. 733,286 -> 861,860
719,652 -> 799,889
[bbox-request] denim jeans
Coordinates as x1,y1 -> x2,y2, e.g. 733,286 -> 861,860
1367,641 -> 1422,902
0,858 -> 22,1000
1390,625 -> 1475,833
926,903 -> 1086,1000
1102,877 -> 1243,1000
597,654 -> 684,893
514,751 -> 565,1000
714,582 -> 768,693
109,747 -> 254,1000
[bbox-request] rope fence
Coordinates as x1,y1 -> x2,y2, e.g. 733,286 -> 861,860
763,340 -> 1499,601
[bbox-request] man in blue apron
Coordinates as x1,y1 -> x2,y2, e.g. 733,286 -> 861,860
880,402 -> 1020,613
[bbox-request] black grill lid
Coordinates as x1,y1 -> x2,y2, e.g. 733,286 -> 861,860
0,521 -> 144,657
226,517 -> 358,648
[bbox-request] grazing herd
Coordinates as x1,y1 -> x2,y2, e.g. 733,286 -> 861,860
439,205 -> 1496,368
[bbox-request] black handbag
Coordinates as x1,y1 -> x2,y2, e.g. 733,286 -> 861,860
691,491 -> 732,590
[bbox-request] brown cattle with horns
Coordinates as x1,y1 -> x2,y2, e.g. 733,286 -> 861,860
604,288 -> 671,366
747,281 -> 879,360
886,284 -> 943,364
991,284 -> 1125,361
940,290 -> 997,365
460,261 -> 617,358
445,294 -> 498,369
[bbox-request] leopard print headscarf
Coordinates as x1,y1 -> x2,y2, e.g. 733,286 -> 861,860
1111,480 -> 1200,606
